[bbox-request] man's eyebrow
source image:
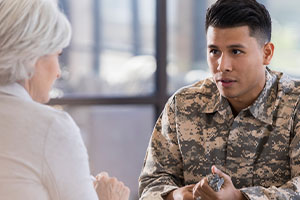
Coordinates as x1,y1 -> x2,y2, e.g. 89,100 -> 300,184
207,44 -> 219,49
207,44 -> 247,49
227,44 -> 246,48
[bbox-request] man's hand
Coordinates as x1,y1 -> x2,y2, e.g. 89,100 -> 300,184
93,172 -> 130,200
164,184 -> 195,200
192,166 -> 246,200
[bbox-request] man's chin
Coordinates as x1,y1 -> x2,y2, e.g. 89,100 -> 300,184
220,91 -> 236,99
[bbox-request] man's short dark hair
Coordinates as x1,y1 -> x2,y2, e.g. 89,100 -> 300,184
205,0 -> 272,45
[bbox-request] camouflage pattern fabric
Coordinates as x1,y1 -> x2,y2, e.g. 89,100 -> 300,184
139,68 -> 300,200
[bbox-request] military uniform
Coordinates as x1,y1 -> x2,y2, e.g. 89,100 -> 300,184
139,68 -> 300,199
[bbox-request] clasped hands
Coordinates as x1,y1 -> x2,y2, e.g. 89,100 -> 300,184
93,172 -> 130,200
165,165 -> 246,200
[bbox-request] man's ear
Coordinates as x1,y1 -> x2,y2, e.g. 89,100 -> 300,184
263,42 -> 274,65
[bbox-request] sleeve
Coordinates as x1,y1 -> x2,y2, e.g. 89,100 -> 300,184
240,103 -> 300,199
42,111 -> 98,200
138,97 -> 184,200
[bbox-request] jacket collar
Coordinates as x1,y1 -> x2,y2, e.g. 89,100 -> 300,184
248,68 -> 277,125
201,68 -> 279,125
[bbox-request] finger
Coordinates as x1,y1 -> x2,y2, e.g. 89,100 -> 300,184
97,171 -> 109,178
201,177 -> 216,193
198,189 -> 211,200
110,177 -> 119,186
193,184 -> 207,200
95,171 -> 110,181
120,186 -> 130,199
211,165 -> 219,174
211,165 -> 226,178
193,178 -> 210,197
125,186 -> 130,196
194,176 -> 218,198
211,165 -> 231,182
185,184 -> 196,192
114,179 -> 124,191
195,184 -> 218,200
112,180 -> 129,199
193,183 -> 200,198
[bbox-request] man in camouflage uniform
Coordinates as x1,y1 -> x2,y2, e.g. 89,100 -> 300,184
139,0 -> 300,199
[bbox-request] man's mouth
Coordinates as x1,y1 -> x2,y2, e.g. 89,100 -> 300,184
220,79 -> 235,83
217,79 -> 237,87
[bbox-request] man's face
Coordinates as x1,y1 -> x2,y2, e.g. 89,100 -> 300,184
206,26 -> 272,105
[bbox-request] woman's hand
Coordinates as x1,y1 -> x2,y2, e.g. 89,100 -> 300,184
93,172 -> 130,200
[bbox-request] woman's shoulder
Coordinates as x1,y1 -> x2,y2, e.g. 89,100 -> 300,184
24,100 -> 84,153
31,102 -> 79,134
9,97 -> 80,138
23,98 -> 71,120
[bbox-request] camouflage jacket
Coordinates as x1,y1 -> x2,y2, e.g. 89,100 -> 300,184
139,68 -> 300,200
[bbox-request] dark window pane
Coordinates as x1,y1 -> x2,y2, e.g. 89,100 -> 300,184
64,105 -> 154,200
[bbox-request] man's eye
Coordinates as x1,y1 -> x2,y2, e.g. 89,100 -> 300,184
232,49 -> 242,55
210,49 -> 219,54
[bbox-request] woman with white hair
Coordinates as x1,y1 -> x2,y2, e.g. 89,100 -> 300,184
0,0 -> 129,199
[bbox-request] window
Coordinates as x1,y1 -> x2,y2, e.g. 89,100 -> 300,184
54,1 -> 300,199
268,0 -> 300,77
55,1 -> 163,199
57,0 -> 156,97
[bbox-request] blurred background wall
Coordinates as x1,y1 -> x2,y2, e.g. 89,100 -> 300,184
51,0 -> 300,199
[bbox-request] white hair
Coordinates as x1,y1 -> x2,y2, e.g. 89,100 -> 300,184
0,0 -> 72,85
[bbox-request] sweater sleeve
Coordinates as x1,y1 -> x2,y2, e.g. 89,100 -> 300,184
42,111 -> 98,200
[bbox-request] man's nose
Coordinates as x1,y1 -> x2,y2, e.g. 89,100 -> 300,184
217,54 -> 232,72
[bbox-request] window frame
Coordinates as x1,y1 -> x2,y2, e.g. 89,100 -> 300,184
51,0 -> 168,120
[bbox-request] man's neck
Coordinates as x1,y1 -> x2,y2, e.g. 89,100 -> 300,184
228,93 -> 261,117
227,73 -> 266,117
229,101 -> 248,117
